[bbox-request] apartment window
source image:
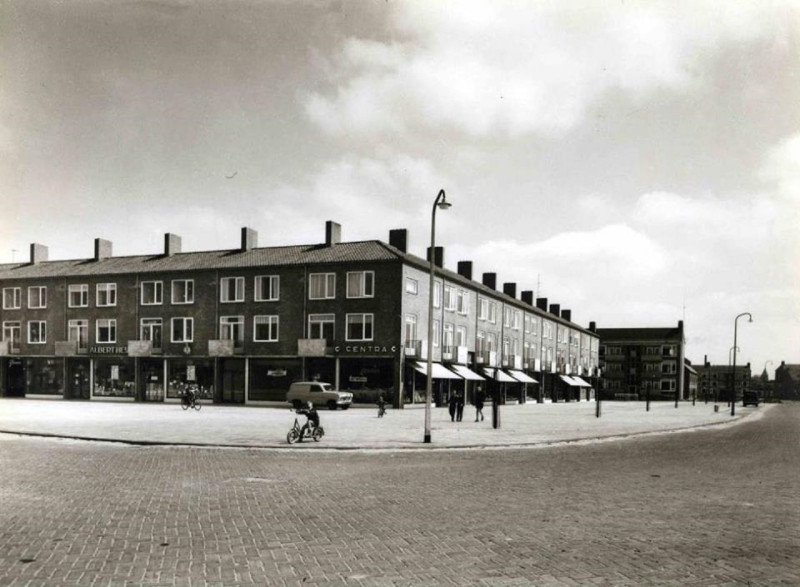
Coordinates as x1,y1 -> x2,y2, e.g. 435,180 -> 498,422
444,285 -> 456,311
220,277 -> 245,303
308,314 -> 334,340
347,271 -> 375,298
488,301 -> 497,323
3,321 -> 21,351
346,313 -> 373,341
405,314 -> 417,344
479,297 -> 489,321
28,321 -> 46,344
513,310 -> 521,330
433,319 -> 440,348
477,331 -> 486,353
68,284 -> 89,308
662,345 -> 676,357
171,317 -> 194,343
504,307 -> 512,328
543,322 -> 553,339
433,281 -> 441,308
140,281 -> 163,305
96,319 -> 117,343
443,323 -> 454,348
254,315 -> 279,342
254,275 -> 279,301
456,326 -> 467,347
68,319 -> 88,351
140,318 -> 163,350
171,280 -> 194,304
2,287 -> 21,310
220,316 -> 244,346
512,338 -> 520,356
96,283 -> 116,307
28,286 -> 47,309
457,290 -> 469,315
503,337 -> 510,358
660,379 -> 676,391
661,361 -> 677,374
309,273 -> 336,300
487,333 -> 497,352
406,277 -> 418,295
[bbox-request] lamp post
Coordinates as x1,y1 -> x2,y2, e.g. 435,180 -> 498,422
424,189 -> 451,444
731,312 -> 753,416
727,345 -> 740,407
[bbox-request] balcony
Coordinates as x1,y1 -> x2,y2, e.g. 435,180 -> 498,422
442,345 -> 455,361
475,350 -> 497,365
404,340 -> 422,357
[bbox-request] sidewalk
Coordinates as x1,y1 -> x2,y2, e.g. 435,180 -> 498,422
0,397 -> 767,450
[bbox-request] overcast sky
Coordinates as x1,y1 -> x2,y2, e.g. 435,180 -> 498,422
1,0 -> 798,375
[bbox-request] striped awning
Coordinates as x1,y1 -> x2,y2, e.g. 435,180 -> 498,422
507,370 -> 538,384
412,361 -> 462,379
560,375 -> 579,386
483,368 -> 517,383
449,364 -> 486,381
571,376 -> 592,387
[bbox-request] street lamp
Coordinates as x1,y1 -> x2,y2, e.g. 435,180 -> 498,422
731,312 -> 753,416
424,189 -> 452,444
727,345 -> 740,407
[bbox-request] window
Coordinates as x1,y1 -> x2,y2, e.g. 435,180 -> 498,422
220,277 -> 244,303
28,286 -> 47,309
2,288 -> 21,310
457,290 -> 469,315
140,281 -> 163,305
96,319 -> 117,343
220,316 -> 244,346
254,275 -> 279,301
171,317 -> 194,343
503,337 -> 510,358
140,318 -> 163,350
405,314 -> 417,344
308,314 -> 334,340
68,284 -> 89,308
660,379 -> 676,391
433,319 -> 440,347
433,281 -> 441,308
347,271 -> 375,298
513,310 -> 521,330
254,315 -> 279,342
662,345 -> 676,357
444,285 -> 456,311
456,326 -> 467,347
346,313 -> 373,341
2,321 -> 21,351
96,283 -> 116,307
443,323 -> 454,348
171,280 -> 194,304
488,300 -> 497,323
479,297 -> 489,321
28,321 -> 46,344
406,277 -> 418,295
309,273 -> 336,299
476,331 -> 486,353
68,319 -> 88,351
504,307 -> 512,328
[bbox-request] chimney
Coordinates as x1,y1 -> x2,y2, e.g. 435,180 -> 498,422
94,238 -> 112,261
549,303 -> 560,317
561,309 -> 572,322
521,291 -> 534,305
457,261 -> 473,280
503,282 -> 517,298
325,220 -> 341,246
678,320 -> 684,332
241,227 -> 258,252
426,246 -> 444,268
536,297 -> 548,311
30,243 -> 48,265
389,229 -> 408,253
482,273 -> 496,290
164,233 -> 182,257
589,321 -> 596,332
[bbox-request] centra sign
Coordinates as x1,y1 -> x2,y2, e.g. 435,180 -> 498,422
90,346 -> 128,355
334,345 -> 398,354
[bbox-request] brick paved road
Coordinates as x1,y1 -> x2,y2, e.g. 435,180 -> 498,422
0,404 -> 798,586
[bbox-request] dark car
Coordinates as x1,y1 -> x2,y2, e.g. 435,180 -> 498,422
743,390 -> 760,407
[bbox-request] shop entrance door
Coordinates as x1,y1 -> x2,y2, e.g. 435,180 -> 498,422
66,360 -> 90,399
218,359 -> 245,404
140,360 -> 164,402
5,359 -> 25,397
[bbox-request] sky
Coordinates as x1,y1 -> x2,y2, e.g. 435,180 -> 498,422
1,0 -> 798,376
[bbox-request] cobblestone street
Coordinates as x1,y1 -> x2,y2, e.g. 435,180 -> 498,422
1,403 -> 798,586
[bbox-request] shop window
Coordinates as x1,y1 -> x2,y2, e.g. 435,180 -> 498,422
171,317 -> 193,343
28,286 -> 47,309
28,320 -> 47,344
68,284 -> 88,308
96,319 -> 117,343
346,313 -> 373,341
171,280 -> 194,304
308,314 -> 334,340
254,275 -> 279,301
2,287 -> 21,310
347,271 -> 374,298
141,281 -> 163,305
220,277 -> 244,303
254,315 -> 279,342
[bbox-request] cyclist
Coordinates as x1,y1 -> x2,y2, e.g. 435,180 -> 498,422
297,401 -> 320,439
183,385 -> 197,409
377,394 -> 387,417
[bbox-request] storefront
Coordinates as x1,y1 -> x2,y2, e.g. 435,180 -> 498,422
24,358 -> 64,398
339,357 -> 394,404
248,358 -> 302,402
217,358 -> 245,404
66,358 -> 90,399
168,358 -> 214,401
139,358 -> 165,402
93,356 -> 135,399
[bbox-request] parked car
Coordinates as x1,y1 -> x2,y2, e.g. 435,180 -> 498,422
286,381 -> 353,410
742,390 -> 760,407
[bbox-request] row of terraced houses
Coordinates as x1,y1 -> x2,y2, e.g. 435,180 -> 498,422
0,221 -> 691,407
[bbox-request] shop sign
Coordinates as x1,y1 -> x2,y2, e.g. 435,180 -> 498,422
267,369 -> 288,377
334,345 -> 398,355
90,346 -> 128,355
349,376 -> 368,383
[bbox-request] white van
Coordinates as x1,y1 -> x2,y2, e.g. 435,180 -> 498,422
286,381 -> 353,410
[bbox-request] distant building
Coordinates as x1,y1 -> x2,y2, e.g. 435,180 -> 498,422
596,322 -> 686,401
695,362 -> 751,404
774,361 -> 800,401
684,359 -> 698,401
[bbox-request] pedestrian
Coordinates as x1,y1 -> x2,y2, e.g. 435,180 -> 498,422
474,385 -> 485,422
448,392 -> 457,422
455,391 -> 464,422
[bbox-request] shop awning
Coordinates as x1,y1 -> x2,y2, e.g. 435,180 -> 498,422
412,361 -> 462,379
571,376 -> 592,387
560,375 -> 579,386
449,364 -> 486,381
483,368 -> 517,383
507,370 -> 538,384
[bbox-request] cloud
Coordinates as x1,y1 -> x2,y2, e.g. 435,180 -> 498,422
305,0 -> 796,139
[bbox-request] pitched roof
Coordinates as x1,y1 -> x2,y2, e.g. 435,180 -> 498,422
596,326 -> 683,342
777,364 -> 800,380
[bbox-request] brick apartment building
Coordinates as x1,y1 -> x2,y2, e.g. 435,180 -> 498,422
0,221 -> 600,408
774,361 -> 800,401
695,362 -> 752,404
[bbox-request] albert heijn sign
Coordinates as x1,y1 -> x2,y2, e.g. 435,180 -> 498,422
90,345 -> 128,355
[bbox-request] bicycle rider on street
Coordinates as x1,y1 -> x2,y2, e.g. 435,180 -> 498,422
184,385 -> 197,407
298,401 -> 320,439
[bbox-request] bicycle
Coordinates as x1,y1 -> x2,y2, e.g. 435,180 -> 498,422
181,388 -> 202,411
286,414 -> 324,444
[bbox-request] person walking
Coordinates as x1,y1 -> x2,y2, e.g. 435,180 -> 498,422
455,391 -> 465,422
448,392 -> 457,422
474,385 -> 485,422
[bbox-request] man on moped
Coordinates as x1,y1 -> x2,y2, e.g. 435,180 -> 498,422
297,401 -> 320,439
